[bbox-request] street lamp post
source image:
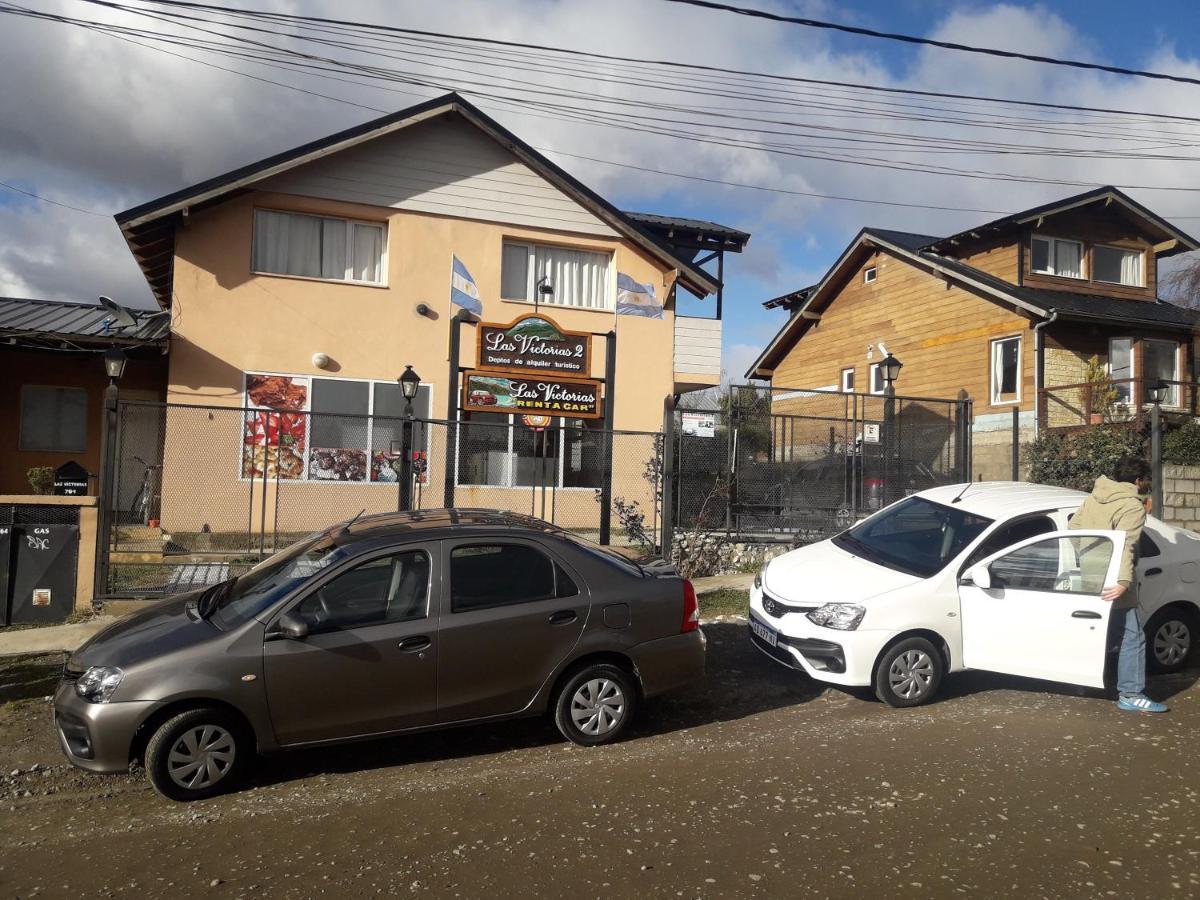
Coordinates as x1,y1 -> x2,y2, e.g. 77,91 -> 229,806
1148,378 -> 1168,517
397,365 -> 420,512
95,347 -> 128,602
881,353 -> 902,507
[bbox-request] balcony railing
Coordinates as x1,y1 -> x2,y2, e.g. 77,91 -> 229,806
674,316 -> 722,388
1038,378 -> 1199,431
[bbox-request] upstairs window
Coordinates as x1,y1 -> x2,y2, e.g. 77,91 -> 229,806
990,336 -> 1021,405
1031,236 -> 1082,279
868,363 -> 885,395
1093,245 -> 1143,287
863,266 -> 877,284
841,368 -> 855,393
501,241 -> 612,310
253,209 -> 385,285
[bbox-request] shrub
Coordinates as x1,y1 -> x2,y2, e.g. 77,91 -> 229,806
26,466 -> 54,495
1163,420 -> 1200,466
1027,425 -> 1144,492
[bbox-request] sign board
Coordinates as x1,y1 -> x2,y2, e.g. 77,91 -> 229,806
521,414 -> 553,431
862,423 -> 881,445
476,314 -> 592,377
681,412 -> 716,438
462,371 -> 602,419
53,461 -> 89,496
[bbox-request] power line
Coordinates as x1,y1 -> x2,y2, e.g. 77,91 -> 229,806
663,0 -> 1200,88
0,180 -> 109,216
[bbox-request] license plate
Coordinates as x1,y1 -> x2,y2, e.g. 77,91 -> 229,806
750,616 -> 778,648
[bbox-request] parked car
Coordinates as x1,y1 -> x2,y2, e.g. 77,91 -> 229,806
749,482 -> 1200,707
55,510 -> 704,800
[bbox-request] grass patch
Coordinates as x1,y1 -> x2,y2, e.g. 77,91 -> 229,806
698,588 -> 748,619
0,609 -> 99,633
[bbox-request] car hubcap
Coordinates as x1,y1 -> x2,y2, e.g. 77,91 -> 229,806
570,678 -> 625,736
1154,620 -> 1191,667
167,725 -> 235,790
889,650 -> 934,700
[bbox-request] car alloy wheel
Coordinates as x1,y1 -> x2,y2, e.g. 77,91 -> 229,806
1153,619 -> 1191,669
167,725 -> 236,791
889,649 -> 934,700
570,678 -> 625,736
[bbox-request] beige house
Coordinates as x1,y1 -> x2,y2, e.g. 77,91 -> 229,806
115,93 -> 747,537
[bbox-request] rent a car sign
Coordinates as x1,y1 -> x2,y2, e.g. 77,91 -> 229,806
462,372 -> 602,419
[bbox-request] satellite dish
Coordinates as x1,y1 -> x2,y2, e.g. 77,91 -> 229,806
98,295 -> 137,330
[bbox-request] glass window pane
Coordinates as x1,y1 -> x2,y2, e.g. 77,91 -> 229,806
19,386 -> 87,451
563,420 -> 603,488
843,497 -> 993,578
309,379 -> 370,481
993,338 -> 1019,400
352,223 -> 382,283
1144,340 -> 1179,405
1054,240 -> 1082,278
1031,238 -> 1050,273
458,412 -> 510,485
286,213 -> 323,279
450,544 -> 557,612
253,210 -> 289,274
371,383 -> 431,482
501,243 -> 529,299
294,550 -> 430,629
989,536 -> 1112,594
514,423 -> 559,487
1109,338 -> 1133,403
533,244 -> 611,308
320,218 -> 347,279
1094,246 -> 1141,286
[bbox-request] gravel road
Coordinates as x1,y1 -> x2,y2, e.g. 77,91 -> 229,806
1,623 -> 1197,898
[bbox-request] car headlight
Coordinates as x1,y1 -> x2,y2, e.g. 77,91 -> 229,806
75,666 -> 124,703
806,603 -> 866,631
753,563 -> 767,591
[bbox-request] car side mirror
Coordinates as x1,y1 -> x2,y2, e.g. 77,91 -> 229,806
967,564 -> 992,590
277,611 -> 309,640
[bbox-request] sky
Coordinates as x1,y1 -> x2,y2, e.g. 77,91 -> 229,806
4,0 -> 1200,383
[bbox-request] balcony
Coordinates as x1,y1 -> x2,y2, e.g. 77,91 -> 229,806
674,316 -> 722,391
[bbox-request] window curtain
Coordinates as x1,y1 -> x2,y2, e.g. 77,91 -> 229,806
1120,250 -> 1141,286
253,210 -> 290,275
352,223 -> 382,283
992,340 -> 1018,399
1054,240 -> 1082,278
320,218 -> 346,280
534,245 -> 610,309
1109,338 -> 1133,403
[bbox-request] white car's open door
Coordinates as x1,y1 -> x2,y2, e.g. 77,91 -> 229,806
958,529 -> 1125,688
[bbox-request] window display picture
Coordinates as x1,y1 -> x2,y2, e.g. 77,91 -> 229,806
243,374 -> 308,480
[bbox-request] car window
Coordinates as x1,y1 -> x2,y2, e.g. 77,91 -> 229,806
987,535 -> 1113,594
555,563 -> 579,598
834,496 -> 992,578
211,532 -> 348,627
963,515 -> 1056,571
1138,532 -> 1161,559
294,550 -> 430,631
450,544 -> 559,612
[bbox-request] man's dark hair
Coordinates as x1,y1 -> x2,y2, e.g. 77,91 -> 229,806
1113,455 -> 1151,484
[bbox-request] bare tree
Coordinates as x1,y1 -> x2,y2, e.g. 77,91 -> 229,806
1159,251 -> 1200,309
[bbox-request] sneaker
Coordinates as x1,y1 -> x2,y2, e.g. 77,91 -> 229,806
1117,694 -> 1169,714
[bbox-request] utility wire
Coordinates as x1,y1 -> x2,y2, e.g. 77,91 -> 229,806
663,0 -> 1200,88
0,180 -> 109,216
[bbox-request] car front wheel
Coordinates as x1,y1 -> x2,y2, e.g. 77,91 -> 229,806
145,708 -> 249,801
1146,607 -> 1195,674
553,664 -> 637,746
874,637 -> 944,708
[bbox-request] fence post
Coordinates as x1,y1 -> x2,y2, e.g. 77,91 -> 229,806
660,395 -> 675,559
1011,406 -> 1020,481
1151,402 -> 1163,517
93,385 -> 119,601
598,330 -> 617,545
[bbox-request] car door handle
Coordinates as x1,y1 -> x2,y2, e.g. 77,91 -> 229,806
1144,567 -> 1163,577
548,610 -> 578,626
1071,610 -> 1102,619
398,636 -> 431,652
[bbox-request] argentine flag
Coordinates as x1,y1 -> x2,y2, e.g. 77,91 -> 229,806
450,255 -> 483,315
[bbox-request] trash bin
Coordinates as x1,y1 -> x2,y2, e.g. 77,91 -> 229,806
0,525 -> 11,626
8,525 -> 79,624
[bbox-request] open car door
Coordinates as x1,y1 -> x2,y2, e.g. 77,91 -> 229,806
958,529 -> 1125,689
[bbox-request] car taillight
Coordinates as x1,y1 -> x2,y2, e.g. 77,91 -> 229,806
681,579 -> 699,633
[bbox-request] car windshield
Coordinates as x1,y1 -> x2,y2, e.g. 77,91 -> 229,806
209,533 -> 349,627
834,496 -> 993,578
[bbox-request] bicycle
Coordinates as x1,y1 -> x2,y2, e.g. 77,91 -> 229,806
130,455 -> 163,526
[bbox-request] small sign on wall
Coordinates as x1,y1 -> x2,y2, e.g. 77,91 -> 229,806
32,588 -> 51,607
681,412 -> 717,438
862,423 -> 881,444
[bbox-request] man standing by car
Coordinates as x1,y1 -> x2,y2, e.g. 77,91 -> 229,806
1070,456 -> 1167,713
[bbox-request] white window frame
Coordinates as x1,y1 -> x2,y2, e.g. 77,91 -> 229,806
19,384 -> 88,452
989,336 -> 1022,406
500,239 -> 615,311
251,208 -> 388,287
453,414 -> 600,490
1092,243 -> 1144,287
863,266 -> 877,284
1142,338 -> 1182,408
240,371 -> 431,484
1031,235 -> 1084,280
841,367 -> 856,393
868,363 -> 885,396
1108,337 -> 1135,405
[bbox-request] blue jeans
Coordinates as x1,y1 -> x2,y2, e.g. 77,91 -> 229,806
1114,607 -> 1146,697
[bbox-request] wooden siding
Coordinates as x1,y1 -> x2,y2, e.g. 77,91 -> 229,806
1020,206 -> 1157,299
259,115 -> 619,237
674,316 -> 722,378
770,248 -> 1035,411
958,240 -> 1019,283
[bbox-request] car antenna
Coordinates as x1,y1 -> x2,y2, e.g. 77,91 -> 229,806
336,508 -> 368,538
950,478 -> 976,504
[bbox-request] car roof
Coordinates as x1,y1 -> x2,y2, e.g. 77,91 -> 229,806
917,481 -> 1088,519
332,508 -> 569,543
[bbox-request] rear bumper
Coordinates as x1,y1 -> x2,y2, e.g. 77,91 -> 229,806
52,682 -> 159,774
629,629 -> 706,698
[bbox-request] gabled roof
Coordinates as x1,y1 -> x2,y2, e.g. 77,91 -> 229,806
116,93 -> 722,307
623,211 -> 751,250
0,296 -> 169,348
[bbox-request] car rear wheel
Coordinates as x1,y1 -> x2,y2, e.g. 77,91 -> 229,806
553,664 -> 637,746
1145,607 -> 1196,674
874,637 -> 943,708
145,708 -> 249,801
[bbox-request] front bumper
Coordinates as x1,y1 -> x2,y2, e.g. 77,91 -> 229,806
52,681 -> 160,774
629,629 -> 706,698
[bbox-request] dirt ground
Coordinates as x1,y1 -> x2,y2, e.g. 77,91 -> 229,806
1,623 -> 1198,899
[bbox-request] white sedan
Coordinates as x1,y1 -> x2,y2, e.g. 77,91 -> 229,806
749,482 -> 1200,706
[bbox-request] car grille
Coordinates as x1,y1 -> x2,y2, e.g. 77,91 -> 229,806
761,591 -> 816,619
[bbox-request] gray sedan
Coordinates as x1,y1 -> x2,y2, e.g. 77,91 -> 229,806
54,510 -> 705,800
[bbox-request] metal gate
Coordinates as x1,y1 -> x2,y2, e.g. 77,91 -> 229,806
675,385 -> 971,541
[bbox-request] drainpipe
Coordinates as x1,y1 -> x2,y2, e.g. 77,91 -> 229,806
1032,309 -> 1059,438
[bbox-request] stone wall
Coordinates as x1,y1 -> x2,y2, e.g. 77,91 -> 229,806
671,533 -> 794,578
1162,464 -> 1200,532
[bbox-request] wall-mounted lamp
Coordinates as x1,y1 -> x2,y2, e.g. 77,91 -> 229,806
312,352 -> 331,370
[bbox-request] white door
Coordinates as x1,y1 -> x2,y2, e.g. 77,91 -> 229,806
958,529 -> 1125,688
